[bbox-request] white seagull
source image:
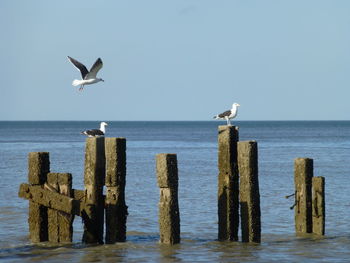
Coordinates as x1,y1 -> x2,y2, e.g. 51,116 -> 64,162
213,103 -> 240,126
81,122 -> 108,137
68,56 -> 104,91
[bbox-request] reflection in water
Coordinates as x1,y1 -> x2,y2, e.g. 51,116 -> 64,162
1,233 -> 350,262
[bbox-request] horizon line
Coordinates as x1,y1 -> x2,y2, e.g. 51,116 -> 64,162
0,119 -> 349,122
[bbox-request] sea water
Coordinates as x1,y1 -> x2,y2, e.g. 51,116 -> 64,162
0,121 -> 349,262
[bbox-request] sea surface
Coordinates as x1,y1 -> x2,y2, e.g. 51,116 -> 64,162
0,121 -> 349,262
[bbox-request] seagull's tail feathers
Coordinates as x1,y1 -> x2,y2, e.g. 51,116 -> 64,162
213,115 -> 219,119
72,79 -> 82,86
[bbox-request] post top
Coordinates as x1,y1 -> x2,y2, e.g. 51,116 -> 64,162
218,125 -> 239,131
156,153 -> 177,158
85,137 -> 105,142
28,151 -> 50,156
294,157 -> 313,162
156,153 -> 178,188
237,140 -> 257,147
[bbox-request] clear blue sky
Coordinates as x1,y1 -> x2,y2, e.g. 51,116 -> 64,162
1,1 -> 349,121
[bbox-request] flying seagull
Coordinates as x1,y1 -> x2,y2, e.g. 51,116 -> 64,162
81,122 -> 108,137
67,56 -> 104,91
213,103 -> 240,126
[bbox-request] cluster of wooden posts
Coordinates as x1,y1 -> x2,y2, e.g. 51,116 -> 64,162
293,158 -> 325,236
18,138 -> 127,244
18,125 -> 325,245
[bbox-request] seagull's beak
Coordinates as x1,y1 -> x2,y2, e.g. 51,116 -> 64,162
237,103 -> 240,107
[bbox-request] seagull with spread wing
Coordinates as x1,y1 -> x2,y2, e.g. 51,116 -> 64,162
67,56 -> 104,91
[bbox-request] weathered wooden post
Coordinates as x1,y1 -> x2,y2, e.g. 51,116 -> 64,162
237,141 -> 261,243
105,138 -> 128,243
294,158 -> 313,234
47,173 -> 74,243
28,152 -> 50,242
156,153 -> 180,245
82,137 -> 105,244
217,125 -> 239,241
312,176 -> 325,235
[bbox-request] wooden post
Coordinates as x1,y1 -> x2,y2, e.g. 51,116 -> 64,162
217,125 -> 239,241
294,158 -> 313,234
47,173 -> 74,243
312,176 -> 325,235
156,153 -> 180,245
82,137 -> 105,244
27,152 -> 50,242
238,141 -> 261,243
105,138 -> 128,243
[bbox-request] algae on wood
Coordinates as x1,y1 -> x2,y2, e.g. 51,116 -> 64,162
294,158 -> 313,234
312,176 -> 325,235
156,153 -> 180,245
82,137 -> 105,244
47,173 -> 74,243
105,138 -> 128,243
27,152 -> 50,242
217,125 -> 239,241
238,141 -> 261,243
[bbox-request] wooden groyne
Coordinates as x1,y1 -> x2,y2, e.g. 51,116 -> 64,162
217,126 -> 261,243
19,137 -> 128,244
18,125 -> 326,246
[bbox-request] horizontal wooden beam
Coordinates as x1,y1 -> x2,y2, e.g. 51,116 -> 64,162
73,189 -> 85,201
18,183 -> 83,216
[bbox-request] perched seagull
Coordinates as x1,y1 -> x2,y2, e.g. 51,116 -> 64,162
213,103 -> 240,126
81,122 -> 108,137
67,56 -> 104,91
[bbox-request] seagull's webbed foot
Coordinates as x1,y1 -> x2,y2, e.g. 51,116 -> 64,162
79,86 -> 84,91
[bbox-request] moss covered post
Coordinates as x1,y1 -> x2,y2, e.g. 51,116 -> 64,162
82,137 -> 105,244
312,176 -> 325,235
27,152 -> 50,242
47,173 -> 73,243
294,158 -> 313,234
237,141 -> 261,243
156,153 -> 180,245
105,138 -> 128,243
217,125 -> 239,241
